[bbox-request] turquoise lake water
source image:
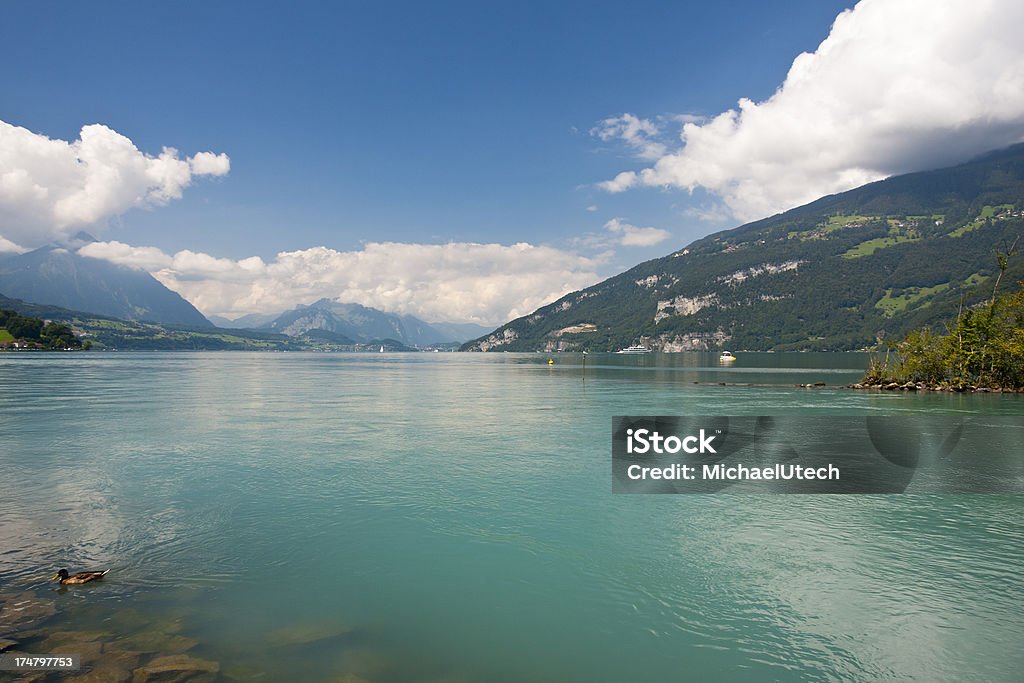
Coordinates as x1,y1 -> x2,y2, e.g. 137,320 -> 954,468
2,352 -> 1023,681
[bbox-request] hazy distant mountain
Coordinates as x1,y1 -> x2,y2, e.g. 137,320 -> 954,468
209,311 -> 283,329
262,299 -> 492,345
424,320 -> 496,343
207,315 -> 233,327
0,233 -> 212,327
464,143 -> 1024,352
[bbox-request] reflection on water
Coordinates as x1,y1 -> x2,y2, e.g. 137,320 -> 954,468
1,352 -> 1023,681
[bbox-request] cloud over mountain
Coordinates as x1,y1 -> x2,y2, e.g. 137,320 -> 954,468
598,0 -> 1024,221
0,120 -> 230,249
0,235 -> 27,254
79,240 -> 603,325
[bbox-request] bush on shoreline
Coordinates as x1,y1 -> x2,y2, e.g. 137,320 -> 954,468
863,283 -> 1024,391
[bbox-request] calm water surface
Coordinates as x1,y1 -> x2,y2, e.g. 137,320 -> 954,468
1,352 -> 1022,681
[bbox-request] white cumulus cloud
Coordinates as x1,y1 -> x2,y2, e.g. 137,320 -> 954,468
188,151 -> 231,176
598,0 -> 1024,222
604,218 -> 672,247
79,240 -> 604,325
591,114 -> 667,161
0,120 -> 230,248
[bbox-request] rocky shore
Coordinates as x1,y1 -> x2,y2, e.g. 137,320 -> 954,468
0,589 -> 218,683
0,589 -> 389,683
783,379 -> 1021,392
848,379 -> 1022,393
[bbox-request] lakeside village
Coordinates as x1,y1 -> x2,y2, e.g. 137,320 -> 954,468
0,309 -> 85,351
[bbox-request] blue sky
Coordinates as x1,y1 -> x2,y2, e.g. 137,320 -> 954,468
2,0 -> 1022,323
3,1 -> 850,256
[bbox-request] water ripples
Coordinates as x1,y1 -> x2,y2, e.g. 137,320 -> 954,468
2,353 -> 1023,681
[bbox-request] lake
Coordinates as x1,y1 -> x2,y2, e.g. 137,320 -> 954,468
2,352 -> 1023,681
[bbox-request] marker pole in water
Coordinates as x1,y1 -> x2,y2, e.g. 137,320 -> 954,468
582,350 -> 587,382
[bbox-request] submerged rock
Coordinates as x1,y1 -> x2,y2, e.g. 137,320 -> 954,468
0,651 -> 46,682
71,640 -> 105,664
93,648 -> 144,674
37,636 -> 104,665
0,649 -> 30,660
222,663 -> 269,680
41,630 -> 113,644
0,591 -> 57,632
108,649 -> 144,666
114,631 -> 198,655
268,621 -> 353,647
106,608 -> 153,632
68,663 -> 133,683
147,617 -> 187,635
0,637 -> 18,652
131,654 -> 219,683
1,660 -> 48,682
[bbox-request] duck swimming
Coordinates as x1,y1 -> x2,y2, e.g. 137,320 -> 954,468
51,569 -> 110,585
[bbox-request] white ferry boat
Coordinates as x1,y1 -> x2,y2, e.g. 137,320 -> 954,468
617,345 -> 652,354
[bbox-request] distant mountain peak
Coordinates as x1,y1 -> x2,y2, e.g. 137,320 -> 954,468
262,299 -> 492,344
0,242 -> 212,327
52,231 -> 100,250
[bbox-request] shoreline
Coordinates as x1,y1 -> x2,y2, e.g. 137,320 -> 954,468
847,380 -> 1022,393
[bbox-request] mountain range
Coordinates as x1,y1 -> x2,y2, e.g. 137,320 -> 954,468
0,235 -> 491,344
464,144 -> 1024,352
0,233 -> 212,327
232,299 -> 493,346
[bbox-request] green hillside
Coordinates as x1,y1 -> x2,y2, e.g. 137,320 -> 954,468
464,144 -> 1024,352
0,308 -> 83,349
